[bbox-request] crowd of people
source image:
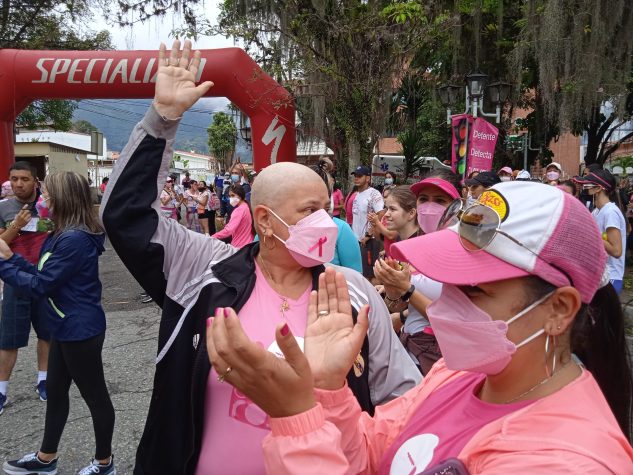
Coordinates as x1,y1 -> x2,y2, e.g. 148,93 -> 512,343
1,40 -> 633,474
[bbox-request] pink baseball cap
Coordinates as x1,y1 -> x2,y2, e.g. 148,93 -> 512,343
497,166 -> 513,175
391,181 -> 607,303
410,177 -> 460,200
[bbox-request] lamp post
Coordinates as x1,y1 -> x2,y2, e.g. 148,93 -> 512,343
437,71 -> 512,124
239,125 -> 252,148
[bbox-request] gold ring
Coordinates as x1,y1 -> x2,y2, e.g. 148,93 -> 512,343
317,310 -> 330,317
217,366 -> 232,383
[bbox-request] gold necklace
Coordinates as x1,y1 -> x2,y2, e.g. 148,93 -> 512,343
503,360 -> 575,404
257,255 -> 290,317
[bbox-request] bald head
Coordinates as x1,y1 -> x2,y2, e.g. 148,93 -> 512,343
251,162 -> 326,209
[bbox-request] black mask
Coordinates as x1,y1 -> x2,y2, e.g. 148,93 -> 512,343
199,187 -> 206,191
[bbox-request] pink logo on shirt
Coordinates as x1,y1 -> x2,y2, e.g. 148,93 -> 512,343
228,387 -> 270,430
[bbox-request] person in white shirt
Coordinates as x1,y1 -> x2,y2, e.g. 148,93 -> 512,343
350,166 -> 384,280
577,169 -> 626,293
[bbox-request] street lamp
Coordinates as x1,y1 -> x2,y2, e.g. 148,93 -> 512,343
437,84 -> 463,124
465,71 -> 488,99
437,71 -> 511,124
239,125 -> 251,142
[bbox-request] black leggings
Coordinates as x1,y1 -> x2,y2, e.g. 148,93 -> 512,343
40,333 -> 115,459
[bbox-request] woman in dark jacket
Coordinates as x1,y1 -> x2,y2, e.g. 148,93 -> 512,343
1,172 -> 115,475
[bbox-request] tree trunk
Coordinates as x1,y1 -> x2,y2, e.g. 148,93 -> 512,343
348,138 -> 361,176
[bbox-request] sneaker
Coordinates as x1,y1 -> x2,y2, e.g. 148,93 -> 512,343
140,295 -> 153,304
139,292 -> 149,298
77,456 -> 115,475
0,392 -> 5,415
36,380 -> 47,402
3,452 -> 58,474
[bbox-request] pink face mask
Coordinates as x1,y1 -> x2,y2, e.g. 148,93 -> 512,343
268,208 -> 339,267
426,284 -> 554,375
546,171 -> 560,181
417,201 -> 446,234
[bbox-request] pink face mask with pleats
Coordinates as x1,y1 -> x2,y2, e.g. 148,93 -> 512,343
417,201 -> 446,234
426,284 -> 554,375
268,208 -> 339,268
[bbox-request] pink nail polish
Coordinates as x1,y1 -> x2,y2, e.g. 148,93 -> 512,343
224,307 -> 231,318
206,317 -> 213,327
280,324 -> 290,336
215,307 -> 223,318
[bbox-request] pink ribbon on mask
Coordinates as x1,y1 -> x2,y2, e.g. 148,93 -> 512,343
308,236 -> 328,257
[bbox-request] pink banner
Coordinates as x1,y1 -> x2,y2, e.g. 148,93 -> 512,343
467,118 -> 498,176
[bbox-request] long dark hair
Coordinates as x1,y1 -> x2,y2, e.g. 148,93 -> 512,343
310,162 -> 332,198
229,183 -> 246,201
528,277 -> 633,440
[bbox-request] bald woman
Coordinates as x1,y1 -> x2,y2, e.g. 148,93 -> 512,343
100,40 -> 420,475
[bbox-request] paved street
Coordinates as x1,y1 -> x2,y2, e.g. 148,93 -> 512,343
0,241 -> 160,474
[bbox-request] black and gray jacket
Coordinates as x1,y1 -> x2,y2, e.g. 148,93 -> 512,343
100,105 -> 421,475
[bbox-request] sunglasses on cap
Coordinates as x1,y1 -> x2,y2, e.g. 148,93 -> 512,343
439,199 -> 573,285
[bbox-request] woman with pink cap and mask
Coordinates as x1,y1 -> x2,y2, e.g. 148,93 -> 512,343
374,172 -> 462,374
206,181 -> 633,474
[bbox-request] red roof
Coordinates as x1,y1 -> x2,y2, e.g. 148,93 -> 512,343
375,137 -> 402,155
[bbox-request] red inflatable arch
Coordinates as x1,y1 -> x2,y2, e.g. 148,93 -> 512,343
0,48 -> 296,177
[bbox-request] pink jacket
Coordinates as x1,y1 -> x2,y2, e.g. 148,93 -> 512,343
263,361 -> 633,474
212,203 -> 254,248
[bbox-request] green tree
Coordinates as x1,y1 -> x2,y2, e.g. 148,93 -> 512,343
207,112 -> 237,172
72,120 -> 99,134
2,0 -> 114,131
214,0 -> 447,174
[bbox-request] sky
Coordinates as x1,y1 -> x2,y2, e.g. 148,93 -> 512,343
91,1 -> 235,51
90,0 -> 234,110
87,2 -> 253,160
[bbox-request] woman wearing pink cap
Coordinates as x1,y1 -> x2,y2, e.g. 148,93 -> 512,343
497,166 -> 513,182
207,181 -> 633,474
374,171 -> 462,374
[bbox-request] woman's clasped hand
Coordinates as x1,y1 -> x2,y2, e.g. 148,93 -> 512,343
206,266 -> 370,418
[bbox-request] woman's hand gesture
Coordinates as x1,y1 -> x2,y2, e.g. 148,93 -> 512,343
304,267 -> 370,390
153,40 -> 214,120
374,257 -> 411,296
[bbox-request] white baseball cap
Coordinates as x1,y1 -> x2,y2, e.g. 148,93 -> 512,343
391,181 -> 606,303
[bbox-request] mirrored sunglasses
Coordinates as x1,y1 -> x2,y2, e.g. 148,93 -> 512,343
457,203 -> 573,284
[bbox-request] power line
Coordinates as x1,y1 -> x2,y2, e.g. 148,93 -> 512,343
78,102 -> 210,131
84,98 -> 229,116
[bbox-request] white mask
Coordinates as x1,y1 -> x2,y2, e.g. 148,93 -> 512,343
229,197 -> 240,207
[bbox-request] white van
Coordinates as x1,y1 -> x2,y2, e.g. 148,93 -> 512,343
371,155 -> 451,185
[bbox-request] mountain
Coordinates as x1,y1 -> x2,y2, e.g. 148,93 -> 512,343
73,98 -> 253,162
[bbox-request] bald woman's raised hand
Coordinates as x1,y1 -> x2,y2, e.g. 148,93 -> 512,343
153,40 -> 214,120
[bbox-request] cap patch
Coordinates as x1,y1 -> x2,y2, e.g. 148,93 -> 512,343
478,189 -> 509,222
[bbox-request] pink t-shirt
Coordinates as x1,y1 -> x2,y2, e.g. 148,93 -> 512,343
332,189 -> 344,217
195,263 -> 311,475
344,191 -> 357,225
211,203 -> 254,248
378,372 -> 534,474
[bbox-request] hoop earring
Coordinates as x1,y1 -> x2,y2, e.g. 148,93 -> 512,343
262,234 -> 276,250
545,335 -> 552,378
545,334 -> 556,377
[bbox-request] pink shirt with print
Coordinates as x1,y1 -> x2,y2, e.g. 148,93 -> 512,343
195,263 -> 311,475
